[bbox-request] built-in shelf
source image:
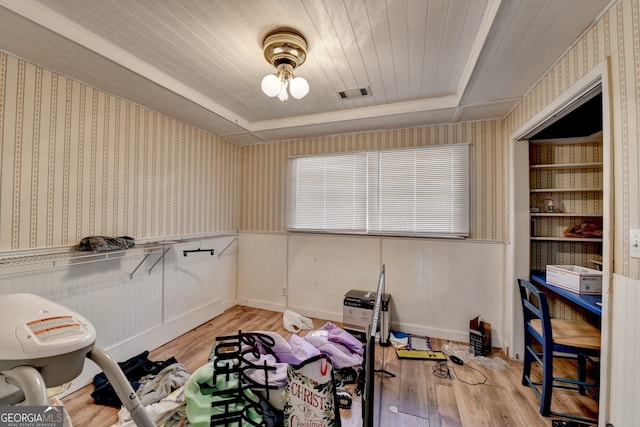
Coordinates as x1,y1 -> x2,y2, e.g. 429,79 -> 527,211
530,133 -> 603,145
530,187 -> 602,193
530,162 -> 603,170
530,213 -> 602,217
530,237 -> 602,242
529,133 -> 604,271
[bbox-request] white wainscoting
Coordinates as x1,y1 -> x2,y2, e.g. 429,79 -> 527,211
0,234 -> 236,395
608,274 -> 640,426
236,233 -> 289,312
238,232 -> 505,347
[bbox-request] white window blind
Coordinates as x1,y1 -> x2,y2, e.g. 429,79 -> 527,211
286,144 -> 470,237
286,152 -> 368,232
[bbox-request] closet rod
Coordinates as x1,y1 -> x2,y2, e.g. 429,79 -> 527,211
183,248 -> 214,256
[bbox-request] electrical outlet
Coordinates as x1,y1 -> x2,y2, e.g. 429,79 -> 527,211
282,286 -> 288,296
631,229 -> 640,259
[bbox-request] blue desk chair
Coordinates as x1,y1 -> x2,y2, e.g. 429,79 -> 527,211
518,278 -> 600,423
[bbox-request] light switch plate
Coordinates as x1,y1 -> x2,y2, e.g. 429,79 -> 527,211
631,229 -> 640,258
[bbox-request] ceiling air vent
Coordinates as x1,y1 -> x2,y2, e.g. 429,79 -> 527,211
337,87 -> 371,99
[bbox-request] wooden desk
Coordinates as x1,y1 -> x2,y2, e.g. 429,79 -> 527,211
531,272 -> 602,317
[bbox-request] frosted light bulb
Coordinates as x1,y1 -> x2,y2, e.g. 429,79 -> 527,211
289,76 -> 309,99
261,74 -> 281,97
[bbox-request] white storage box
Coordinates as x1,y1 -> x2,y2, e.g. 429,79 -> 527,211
546,265 -> 602,294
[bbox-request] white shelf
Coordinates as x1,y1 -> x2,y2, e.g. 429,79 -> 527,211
530,132 -> 603,145
0,233 -> 237,278
530,213 -> 602,217
530,187 -> 602,193
0,241 -> 182,278
530,162 -> 602,170
530,237 -> 602,243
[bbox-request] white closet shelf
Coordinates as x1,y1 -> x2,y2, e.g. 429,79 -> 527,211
530,162 -> 603,169
0,241 -> 182,278
530,213 -> 603,217
530,187 -> 602,193
0,233 -> 237,278
530,237 -> 603,242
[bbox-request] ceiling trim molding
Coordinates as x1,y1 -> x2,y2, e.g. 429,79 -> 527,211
247,95 -> 459,131
0,0 -> 251,130
455,0 -> 502,102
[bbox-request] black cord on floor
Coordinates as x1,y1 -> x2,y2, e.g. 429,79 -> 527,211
432,360 -> 488,386
432,361 -> 453,379
452,364 -> 487,386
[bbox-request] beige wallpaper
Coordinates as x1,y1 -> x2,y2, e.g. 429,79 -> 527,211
239,121 -> 506,240
0,52 -> 238,251
504,0 -> 640,279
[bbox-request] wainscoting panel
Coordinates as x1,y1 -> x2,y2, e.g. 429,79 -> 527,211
609,274 -> 640,426
0,255 -> 162,350
381,238 -> 505,345
163,235 -> 237,329
237,232 -> 506,346
287,234 -> 382,321
237,233 -> 288,312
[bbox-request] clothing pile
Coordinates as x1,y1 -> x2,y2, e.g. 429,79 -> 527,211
91,350 -> 190,426
76,235 -> 135,253
95,324 -> 363,426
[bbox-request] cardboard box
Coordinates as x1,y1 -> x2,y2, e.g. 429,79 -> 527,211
343,290 -> 390,343
546,265 -> 602,294
469,316 -> 491,356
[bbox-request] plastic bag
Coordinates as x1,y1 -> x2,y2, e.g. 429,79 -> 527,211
441,342 -> 474,364
283,309 -> 314,333
441,341 -> 509,371
473,356 -> 509,371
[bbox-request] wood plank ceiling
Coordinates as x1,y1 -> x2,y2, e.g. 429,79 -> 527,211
0,0 -> 613,144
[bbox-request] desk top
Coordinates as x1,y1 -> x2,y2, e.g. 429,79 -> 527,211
531,272 -> 602,317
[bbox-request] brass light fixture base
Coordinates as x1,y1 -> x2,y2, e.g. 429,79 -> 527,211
263,30 -> 308,70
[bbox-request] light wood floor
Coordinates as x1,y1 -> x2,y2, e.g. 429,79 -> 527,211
62,305 -> 599,426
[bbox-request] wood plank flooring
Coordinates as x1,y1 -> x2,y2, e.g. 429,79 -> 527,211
61,305 -> 599,426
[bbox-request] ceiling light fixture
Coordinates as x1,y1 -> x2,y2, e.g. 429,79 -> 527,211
261,30 -> 309,102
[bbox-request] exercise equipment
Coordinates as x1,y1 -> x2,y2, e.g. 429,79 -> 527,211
0,293 -> 153,427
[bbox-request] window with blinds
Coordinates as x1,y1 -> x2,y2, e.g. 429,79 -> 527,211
286,144 -> 470,238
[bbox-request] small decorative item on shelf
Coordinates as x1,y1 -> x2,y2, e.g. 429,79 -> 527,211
530,199 -> 541,213
542,198 -> 555,213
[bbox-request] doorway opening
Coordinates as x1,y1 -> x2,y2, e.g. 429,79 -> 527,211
507,60 -> 612,424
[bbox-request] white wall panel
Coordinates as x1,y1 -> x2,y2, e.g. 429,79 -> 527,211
287,234 -> 381,321
237,233 -> 288,311
608,274 -> 640,426
163,236 -> 237,322
382,238 -> 505,345
0,256 -> 162,351
238,232 -> 505,347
